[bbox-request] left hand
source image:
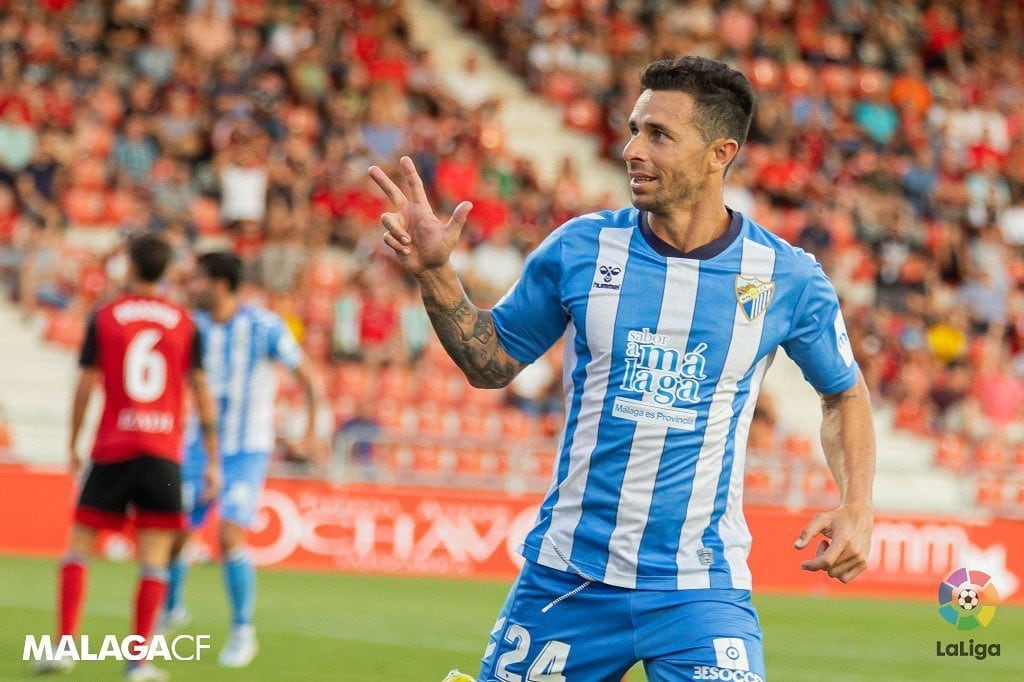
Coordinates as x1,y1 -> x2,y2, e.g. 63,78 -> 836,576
201,463 -> 223,504
295,432 -> 324,462
794,501 -> 874,583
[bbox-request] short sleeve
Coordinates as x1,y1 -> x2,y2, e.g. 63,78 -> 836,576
79,315 -> 99,367
491,228 -> 568,365
268,315 -> 303,370
780,264 -> 859,395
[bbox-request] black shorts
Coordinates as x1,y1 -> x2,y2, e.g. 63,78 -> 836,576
75,455 -> 184,531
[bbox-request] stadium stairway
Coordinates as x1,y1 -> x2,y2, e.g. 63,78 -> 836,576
406,0 -> 629,204
0,298 -> 80,466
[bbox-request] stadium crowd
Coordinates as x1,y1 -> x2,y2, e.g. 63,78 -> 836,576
0,0 -> 1022,481
0,0 -> 585,480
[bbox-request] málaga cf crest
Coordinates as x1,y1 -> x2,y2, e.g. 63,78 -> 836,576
735,276 -> 775,322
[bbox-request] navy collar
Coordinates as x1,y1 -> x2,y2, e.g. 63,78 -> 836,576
638,208 -> 742,260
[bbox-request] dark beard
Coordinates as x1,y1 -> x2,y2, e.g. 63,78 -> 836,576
631,182 -> 698,215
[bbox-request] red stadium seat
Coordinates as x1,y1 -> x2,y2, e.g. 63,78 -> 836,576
1012,444 -> 1024,470
783,434 -> 814,461
972,439 -> 1006,471
564,97 -> 601,133
104,189 -> 134,224
744,465 -> 774,493
456,448 -> 507,475
544,72 -> 579,104
417,402 -> 446,437
541,412 -> 563,438
71,158 -> 106,190
819,64 -> 854,95
190,197 -> 223,235
332,395 -> 356,424
502,409 -> 538,443
465,385 -> 504,408
303,293 -> 334,328
935,434 -> 969,471
412,445 -> 442,473
379,367 -> 414,401
455,448 -> 483,475
78,265 -> 106,302
523,449 -> 555,479
974,478 -> 1004,508
333,363 -> 370,399
63,188 -> 108,226
307,259 -> 344,296
893,400 -> 931,436
302,328 -> 329,363
457,404 -> 488,438
784,62 -> 813,92
44,309 -> 85,349
802,465 -> 838,497
481,449 -> 508,475
749,58 -> 780,91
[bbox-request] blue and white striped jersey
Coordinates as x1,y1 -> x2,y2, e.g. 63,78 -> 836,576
492,207 -> 858,591
188,305 -> 303,457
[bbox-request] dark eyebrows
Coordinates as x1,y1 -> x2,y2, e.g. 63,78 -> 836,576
627,117 -> 674,137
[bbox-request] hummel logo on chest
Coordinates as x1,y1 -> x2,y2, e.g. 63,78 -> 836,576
594,265 -> 622,290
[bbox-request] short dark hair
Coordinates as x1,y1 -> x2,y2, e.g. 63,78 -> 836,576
196,251 -> 243,292
640,56 -> 754,149
128,232 -> 173,283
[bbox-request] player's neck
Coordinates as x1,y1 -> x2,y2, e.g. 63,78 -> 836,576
126,280 -> 161,297
647,192 -> 730,255
212,297 -> 239,323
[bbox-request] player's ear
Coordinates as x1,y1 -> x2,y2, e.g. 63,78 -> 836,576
708,138 -> 739,174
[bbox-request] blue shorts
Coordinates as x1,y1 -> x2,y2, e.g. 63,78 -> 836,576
479,561 -> 765,682
181,449 -> 270,529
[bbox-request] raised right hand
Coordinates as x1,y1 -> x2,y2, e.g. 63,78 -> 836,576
368,156 -> 472,276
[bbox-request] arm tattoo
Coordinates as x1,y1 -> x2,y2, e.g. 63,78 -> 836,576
422,293 -> 523,388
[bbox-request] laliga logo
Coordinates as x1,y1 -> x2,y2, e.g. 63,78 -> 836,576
935,567 -> 1002,662
937,567 -> 999,630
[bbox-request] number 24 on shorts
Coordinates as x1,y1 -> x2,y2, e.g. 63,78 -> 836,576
494,623 -> 570,682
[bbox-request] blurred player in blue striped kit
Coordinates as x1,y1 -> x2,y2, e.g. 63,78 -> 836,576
373,56 -> 876,681
160,252 -> 320,668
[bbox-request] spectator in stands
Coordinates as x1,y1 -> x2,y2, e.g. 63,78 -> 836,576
444,54 -> 495,110
337,402 -> 382,481
18,208 -> 70,317
468,225 -> 523,303
0,106 -> 36,175
218,128 -> 268,224
5,0 -> 1024,479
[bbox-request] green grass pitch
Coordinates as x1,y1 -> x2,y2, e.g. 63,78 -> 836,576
1,555 -> 1022,680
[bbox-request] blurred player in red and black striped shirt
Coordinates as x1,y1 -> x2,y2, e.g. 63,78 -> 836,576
36,233 -> 220,680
